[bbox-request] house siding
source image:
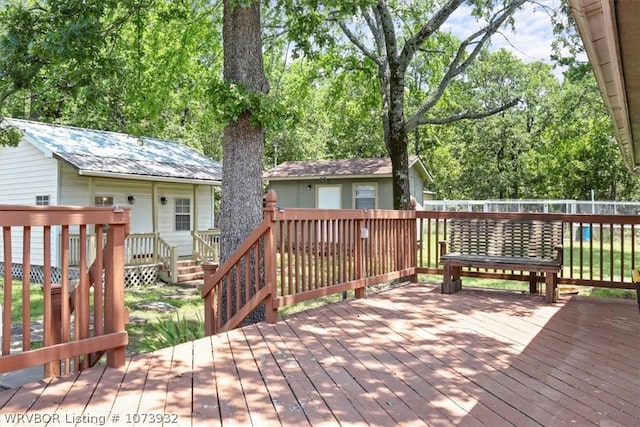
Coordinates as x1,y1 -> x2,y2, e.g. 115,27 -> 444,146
268,178 -> 395,210
0,140 -> 60,266
196,185 -> 215,230
157,184 -> 201,256
408,166 -> 425,208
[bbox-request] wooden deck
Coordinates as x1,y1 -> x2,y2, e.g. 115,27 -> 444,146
1,284 -> 639,426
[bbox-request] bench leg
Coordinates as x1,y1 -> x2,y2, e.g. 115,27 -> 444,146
442,264 -> 462,294
545,272 -> 558,303
529,272 -> 538,294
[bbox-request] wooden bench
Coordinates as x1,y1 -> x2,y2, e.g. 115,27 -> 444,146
439,218 -> 564,303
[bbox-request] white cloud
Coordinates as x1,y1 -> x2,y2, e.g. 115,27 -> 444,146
443,0 -> 561,64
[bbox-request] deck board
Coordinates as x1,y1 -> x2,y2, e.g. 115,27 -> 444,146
1,283 -> 639,426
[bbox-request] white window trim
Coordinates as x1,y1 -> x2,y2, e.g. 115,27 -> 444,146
175,197 -> 191,231
352,182 -> 378,209
35,195 -> 50,206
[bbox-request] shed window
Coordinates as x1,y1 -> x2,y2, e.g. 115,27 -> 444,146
35,195 -> 50,206
354,184 -> 376,209
175,198 -> 191,231
94,196 -> 113,207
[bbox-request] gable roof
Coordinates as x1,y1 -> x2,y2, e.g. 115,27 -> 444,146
264,156 -> 433,182
2,118 -> 222,184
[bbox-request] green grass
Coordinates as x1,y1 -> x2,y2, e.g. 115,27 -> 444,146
123,284 -> 203,355
0,278 -> 204,355
278,290 -> 354,318
0,280 -> 45,323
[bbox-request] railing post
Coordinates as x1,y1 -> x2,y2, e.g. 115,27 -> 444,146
409,198 -> 418,283
354,219 -> 365,299
263,190 -> 278,324
44,284 -> 62,378
104,218 -> 127,368
202,262 -> 219,335
170,246 -> 179,283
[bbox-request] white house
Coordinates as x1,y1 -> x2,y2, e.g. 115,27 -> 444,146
0,118 -> 222,284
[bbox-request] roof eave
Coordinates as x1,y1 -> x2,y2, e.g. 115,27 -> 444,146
569,0 -> 636,169
77,169 -> 221,185
263,173 -> 393,181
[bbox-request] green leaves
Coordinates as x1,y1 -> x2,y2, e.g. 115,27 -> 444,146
208,78 -> 290,131
0,120 -> 23,147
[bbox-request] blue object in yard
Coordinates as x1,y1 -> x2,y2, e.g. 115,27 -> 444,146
581,225 -> 591,241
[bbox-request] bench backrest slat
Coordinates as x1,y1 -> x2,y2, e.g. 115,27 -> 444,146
449,219 -> 563,260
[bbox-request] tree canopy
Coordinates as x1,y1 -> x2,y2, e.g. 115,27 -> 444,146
1,0 -> 637,202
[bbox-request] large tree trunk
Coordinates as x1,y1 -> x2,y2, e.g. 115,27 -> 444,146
385,65 -> 411,210
219,0 -> 268,323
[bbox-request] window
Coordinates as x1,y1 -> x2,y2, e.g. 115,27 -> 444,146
175,198 -> 191,231
354,184 -> 376,209
94,196 -> 113,207
35,195 -> 50,206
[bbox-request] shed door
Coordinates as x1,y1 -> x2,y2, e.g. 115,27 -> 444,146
316,185 -> 341,243
316,185 -> 341,209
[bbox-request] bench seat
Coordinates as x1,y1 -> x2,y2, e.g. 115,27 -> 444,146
439,218 -> 564,303
439,253 -> 561,271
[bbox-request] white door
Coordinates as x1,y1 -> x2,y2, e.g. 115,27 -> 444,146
317,185 -> 341,209
316,185 -> 341,243
131,195 -> 153,233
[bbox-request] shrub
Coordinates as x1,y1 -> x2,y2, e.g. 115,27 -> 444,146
139,314 -> 204,352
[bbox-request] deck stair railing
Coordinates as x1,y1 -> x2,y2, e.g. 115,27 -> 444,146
1,204 -> 129,378
192,229 -> 220,263
201,191 -> 417,335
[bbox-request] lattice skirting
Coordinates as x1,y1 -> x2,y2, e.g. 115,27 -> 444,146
0,263 -> 159,288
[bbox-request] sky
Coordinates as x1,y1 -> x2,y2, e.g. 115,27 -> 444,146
443,0 -> 565,67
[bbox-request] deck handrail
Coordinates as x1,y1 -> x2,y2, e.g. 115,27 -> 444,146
192,229 -> 220,263
415,210 -> 640,290
201,191 -> 417,335
1,204 -> 129,378
68,232 -> 159,266
203,193 -> 640,335
156,235 -> 179,283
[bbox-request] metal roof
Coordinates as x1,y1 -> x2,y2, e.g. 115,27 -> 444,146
2,118 -> 222,184
569,0 -> 640,169
263,156 -> 433,182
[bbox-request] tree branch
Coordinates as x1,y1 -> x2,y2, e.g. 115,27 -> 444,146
338,21 -> 382,66
405,0 -> 526,130
413,97 -> 521,126
398,0 -> 466,72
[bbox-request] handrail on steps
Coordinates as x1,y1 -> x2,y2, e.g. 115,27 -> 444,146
201,192 -> 278,335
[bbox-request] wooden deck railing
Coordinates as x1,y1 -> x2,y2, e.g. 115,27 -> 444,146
414,211 -> 640,290
192,229 -> 220,263
68,232 -> 159,266
1,205 -> 129,378
201,191 -> 417,335
203,193 -> 640,335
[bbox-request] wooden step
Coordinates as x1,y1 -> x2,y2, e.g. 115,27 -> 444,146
176,259 -> 204,283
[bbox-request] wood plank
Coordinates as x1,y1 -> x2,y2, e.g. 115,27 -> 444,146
270,320 -> 369,426
211,331 -> 251,425
287,313 -> 404,426
0,284 -> 637,426
191,335 -> 222,426
231,325 -> 284,427
51,365 -> 107,423
135,347 -> 173,414
164,340 -> 195,425
256,321 -> 335,425
107,353 -> 154,422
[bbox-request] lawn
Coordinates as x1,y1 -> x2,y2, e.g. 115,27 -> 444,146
0,279 -> 203,355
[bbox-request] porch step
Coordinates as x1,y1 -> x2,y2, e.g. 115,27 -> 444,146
176,259 -> 204,283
